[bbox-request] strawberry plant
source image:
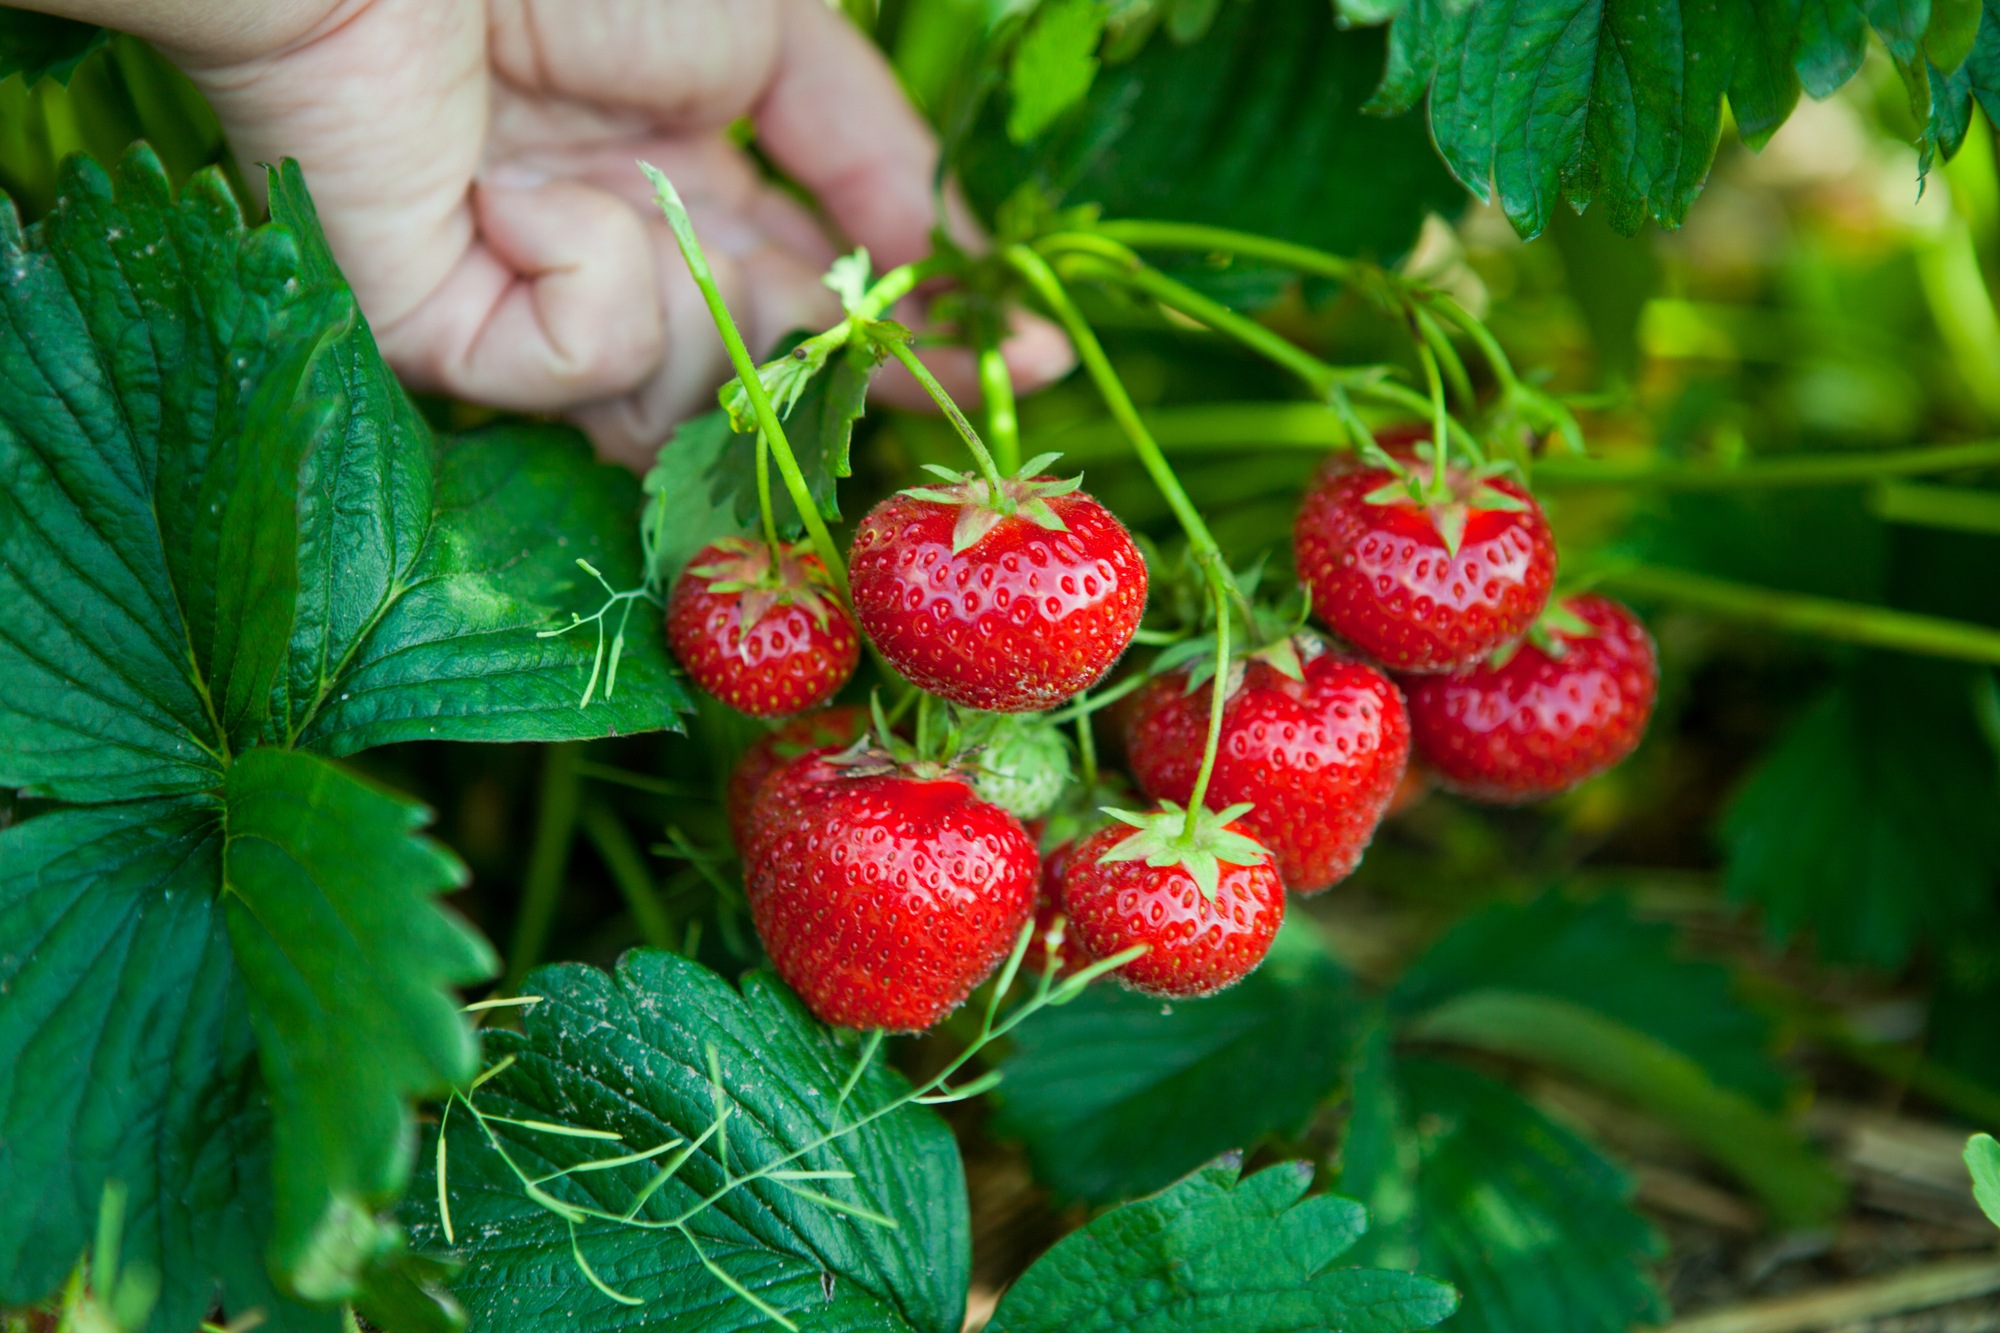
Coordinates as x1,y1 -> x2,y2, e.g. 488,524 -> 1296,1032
8,3 -> 2000,1333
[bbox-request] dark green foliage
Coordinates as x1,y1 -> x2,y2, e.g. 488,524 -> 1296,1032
0,8 -> 104,85
985,1156 -> 1459,1333
223,749 -> 494,1295
1392,893 -> 1792,1108
0,146 -> 690,1320
407,951 -> 970,1332
1359,0 -> 2000,235
1341,1050 -> 1666,1333
960,0 -> 1463,278
994,926 -> 1364,1202
1722,655 -> 2000,968
0,799 -> 330,1333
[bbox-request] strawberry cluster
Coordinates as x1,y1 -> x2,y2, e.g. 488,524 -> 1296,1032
666,436 -> 1656,1034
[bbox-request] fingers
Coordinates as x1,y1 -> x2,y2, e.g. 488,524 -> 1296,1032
373,175 -> 665,410
569,201 -> 843,469
755,0 -> 948,268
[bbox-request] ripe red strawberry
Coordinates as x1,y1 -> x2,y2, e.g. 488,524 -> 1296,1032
725,706 -> 868,852
744,763 -> 1039,1031
1125,636 -> 1409,894
848,466 -> 1147,711
1402,594 -> 1657,804
667,537 -> 859,717
1292,453 -> 1555,673
1023,838 -> 1087,979
1058,804 -> 1283,998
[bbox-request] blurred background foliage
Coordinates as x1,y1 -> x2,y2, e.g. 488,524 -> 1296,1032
6,2 -> 2000,1328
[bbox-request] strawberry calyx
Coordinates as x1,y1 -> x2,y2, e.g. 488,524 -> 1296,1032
1360,445 -> 1532,558
685,536 -> 843,649
1489,595 -> 1598,668
1097,800 -> 1272,901
1151,585 -> 1314,696
899,451 -> 1084,553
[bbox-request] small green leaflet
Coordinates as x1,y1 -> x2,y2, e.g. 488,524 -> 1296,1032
985,1155 -> 1458,1333
1723,656 -> 2000,969
643,410 -> 746,588
0,8 -> 105,85
1357,0 -> 1992,237
1341,1047 -> 1665,1333
994,922 -> 1363,1202
1967,1134 -> 2000,1229
710,337 -> 871,529
407,951 -> 970,1333
1007,0 -> 1105,143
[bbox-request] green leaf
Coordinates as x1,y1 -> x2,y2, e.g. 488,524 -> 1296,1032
0,147 -> 313,801
0,798 -> 332,1333
1928,0 -> 1984,70
290,423 -> 691,753
0,9 -> 106,85
1405,991 -> 1844,1227
1921,2 -> 2000,165
710,339 -> 870,530
994,922 -> 1364,1203
1363,1 -> 1974,236
642,409 -> 747,586
1341,1049 -> 1665,1333
961,0 -> 1464,292
406,951 -> 970,1332
1722,656 -> 2000,969
1966,1134 -> 2000,1229
261,163 -> 691,748
223,748 -> 495,1299
1007,0 -> 1105,143
985,1155 -> 1458,1333
1392,892 -> 1792,1108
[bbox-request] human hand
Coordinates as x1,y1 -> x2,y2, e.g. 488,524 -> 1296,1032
95,0 -> 1072,467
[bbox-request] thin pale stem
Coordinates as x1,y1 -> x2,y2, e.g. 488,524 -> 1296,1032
1417,341 -> 1450,504
1607,564 -> 2000,666
1182,580 -> 1231,840
1049,248 -> 1481,457
645,164 -> 850,601
877,333 -> 1007,492
978,342 -> 1022,475
754,429 -> 779,555
1086,219 -> 1361,283
1004,245 -> 1236,604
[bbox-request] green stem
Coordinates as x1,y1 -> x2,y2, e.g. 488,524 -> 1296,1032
978,342 -> 1023,475
754,429 -> 779,555
1182,580 -> 1231,840
1073,688 -> 1099,792
580,801 -> 676,952
877,332 -> 1008,492
1424,290 -> 1520,392
1087,219 -> 1362,283
1607,564 -> 2000,666
1534,439 -> 2000,489
1416,340 -> 1450,504
1047,249 -> 1480,457
506,742 -> 583,993
644,165 -> 849,601
1004,245 -> 1234,597
1869,480 -> 2000,536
